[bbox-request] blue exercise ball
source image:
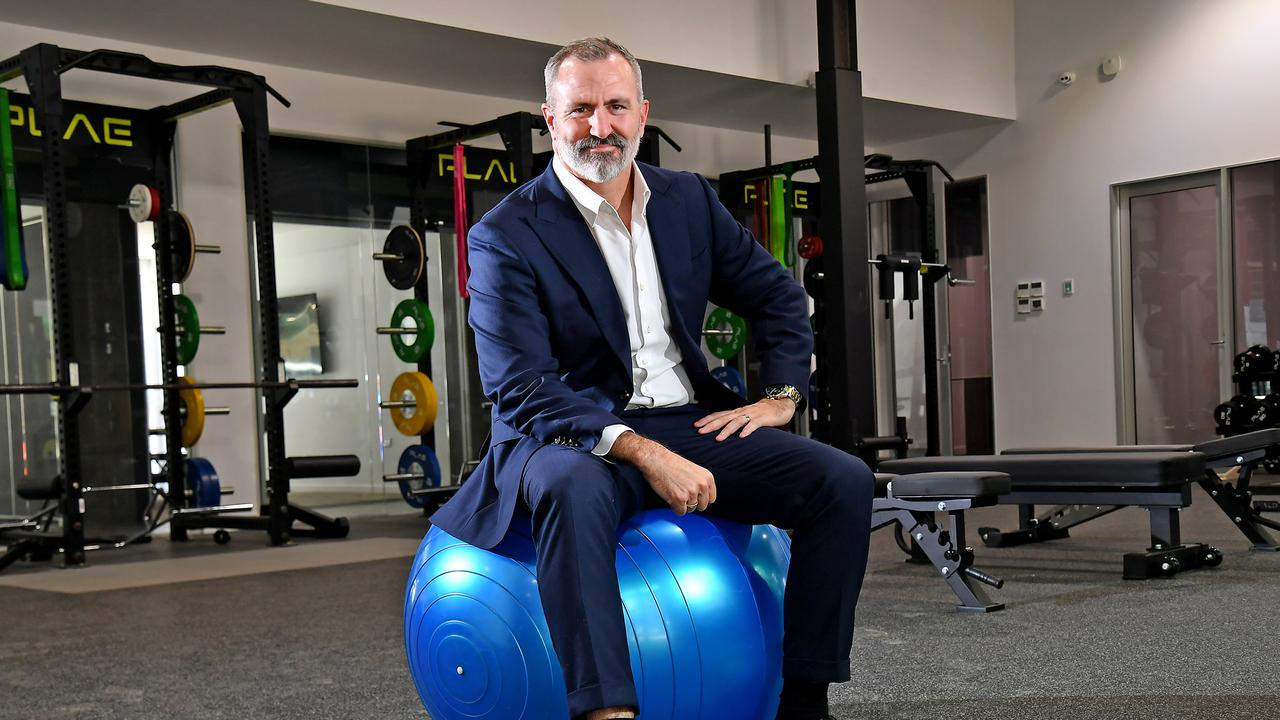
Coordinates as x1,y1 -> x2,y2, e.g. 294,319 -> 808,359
404,509 -> 790,720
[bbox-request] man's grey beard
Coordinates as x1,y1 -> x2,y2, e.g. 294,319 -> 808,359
556,131 -> 641,184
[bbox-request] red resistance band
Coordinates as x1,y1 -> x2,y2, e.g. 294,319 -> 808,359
453,143 -> 470,299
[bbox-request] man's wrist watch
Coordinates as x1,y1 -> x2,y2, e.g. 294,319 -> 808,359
764,384 -> 805,411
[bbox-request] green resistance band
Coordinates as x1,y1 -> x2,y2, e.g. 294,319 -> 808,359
0,88 -> 25,291
769,175 -> 787,267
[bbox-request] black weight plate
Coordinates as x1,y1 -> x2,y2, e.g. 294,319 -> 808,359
382,225 -> 425,290
167,210 -> 197,282
803,258 -> 825,299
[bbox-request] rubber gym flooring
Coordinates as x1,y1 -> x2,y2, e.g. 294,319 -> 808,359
1,491 -> 1278,720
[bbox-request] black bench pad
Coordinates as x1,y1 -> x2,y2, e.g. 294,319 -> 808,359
1192,428 -> 1280,458
873,472 -> 1010,499
891,472 -> 1010,499
1004,445 -> 1190,454
878,452 -> 1204,489
1002,429 -> 1280,461
17,476 -> 61,501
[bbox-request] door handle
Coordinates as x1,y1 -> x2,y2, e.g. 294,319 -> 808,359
1209,340 -> 1226,346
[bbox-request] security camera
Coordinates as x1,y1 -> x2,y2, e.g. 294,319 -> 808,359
1058,71 -> 1076,86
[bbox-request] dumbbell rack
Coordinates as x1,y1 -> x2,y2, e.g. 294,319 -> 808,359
1217,347 -> 1280,493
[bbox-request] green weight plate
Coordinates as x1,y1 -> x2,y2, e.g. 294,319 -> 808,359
390,298 -> 435,363
174,294 -> 201,365
704,307 -> 746,360
382,225 -> 424,290
0,88 -> 26,291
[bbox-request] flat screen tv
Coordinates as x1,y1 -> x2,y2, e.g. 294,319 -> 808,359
278,293 -> 323,377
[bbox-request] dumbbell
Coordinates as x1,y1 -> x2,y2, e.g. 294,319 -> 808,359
1234,345 -> 1275,375
1254,393 -> 1280,426
1214,394 -> 1262,428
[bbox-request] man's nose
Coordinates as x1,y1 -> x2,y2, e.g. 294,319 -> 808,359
588,108 -> 611,138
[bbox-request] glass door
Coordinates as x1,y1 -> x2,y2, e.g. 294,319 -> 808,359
1116,172 -> 1228,444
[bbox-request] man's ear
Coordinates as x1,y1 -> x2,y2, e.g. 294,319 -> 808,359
541,103 -> 555,133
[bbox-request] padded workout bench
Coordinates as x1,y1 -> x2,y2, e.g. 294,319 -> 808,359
872,471 -> 1011,612
879,452 -> 1216,579
999,428 -> 1280,552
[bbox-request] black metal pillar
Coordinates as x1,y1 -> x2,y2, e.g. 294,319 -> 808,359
233,85 -> 291,545
22,44 -> 87,565
815,0 -> 875,457
151,120 -> 186,535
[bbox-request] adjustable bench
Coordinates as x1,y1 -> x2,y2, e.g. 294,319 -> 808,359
872,471 -> 1011,612
1000,428 -> 1280,552
879,452 -> 1217,579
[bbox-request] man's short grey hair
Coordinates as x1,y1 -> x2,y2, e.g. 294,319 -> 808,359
544,37 -> 644,108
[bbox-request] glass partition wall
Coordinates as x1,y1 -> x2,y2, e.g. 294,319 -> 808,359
1115,158 -> 1280,445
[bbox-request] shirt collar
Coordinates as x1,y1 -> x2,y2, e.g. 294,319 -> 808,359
552,154 -> 651,226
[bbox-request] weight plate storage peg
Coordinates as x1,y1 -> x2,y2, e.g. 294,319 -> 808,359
711,366 -> 747,399
377,225 -> 425,290
385,371 -> 439,436
396,444 -> 442,508
386,299 -> 435,363
178,376 -> 206,447
126,183 -> 162,223
704,308 -> 747,360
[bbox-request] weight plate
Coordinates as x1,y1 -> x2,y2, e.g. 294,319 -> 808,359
797,234 -> 823,260
389,371 -> 439,436
174,294 -> 201,365
803,258 -> 825,299
382,225 -> 425,290
128,183 -> 158,224
397,444 -> 442,508
186,457 -> 221,507
178,376 -> 206,448
710,366 -> 747,399
704,308 -> 747,360
390,298 -> 435,363
167,210 -> 198,282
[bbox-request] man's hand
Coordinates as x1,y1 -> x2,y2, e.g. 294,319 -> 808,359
694,397 -> 795,441
609,432 -> 717,514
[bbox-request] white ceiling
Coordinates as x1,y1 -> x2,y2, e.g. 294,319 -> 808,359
0,0 -> 1009,145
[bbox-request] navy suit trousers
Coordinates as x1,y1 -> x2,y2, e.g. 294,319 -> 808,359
518,405 -> 875,719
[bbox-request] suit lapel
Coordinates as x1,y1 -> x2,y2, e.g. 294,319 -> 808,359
528,166 -> 631,374
641,167 -> 700,358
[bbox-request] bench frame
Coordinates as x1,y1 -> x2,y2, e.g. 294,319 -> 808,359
873,488 -> 1005,612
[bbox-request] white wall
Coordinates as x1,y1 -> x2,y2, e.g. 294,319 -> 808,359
875,0 -> 1280,448
316,0 -> 1016,119
177,105 -> 261,514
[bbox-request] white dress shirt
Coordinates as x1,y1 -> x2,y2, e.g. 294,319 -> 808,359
552,157 -> 696,456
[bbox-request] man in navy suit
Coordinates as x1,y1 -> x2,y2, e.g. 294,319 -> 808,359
430,37 -> 874,720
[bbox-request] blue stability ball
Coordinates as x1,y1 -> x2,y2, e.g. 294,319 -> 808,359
404,509 -> 791,720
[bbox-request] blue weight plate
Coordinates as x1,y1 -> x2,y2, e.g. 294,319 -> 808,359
397,444 -> 442,508
185,457 -> 221,507
710,366 -> 746,399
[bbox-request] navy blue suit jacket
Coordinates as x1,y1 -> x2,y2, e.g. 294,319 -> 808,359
429,162 -> 813,549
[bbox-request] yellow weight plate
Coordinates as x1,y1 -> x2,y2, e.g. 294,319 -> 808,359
389,371 -> 438,436
178,376 -> 206,447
